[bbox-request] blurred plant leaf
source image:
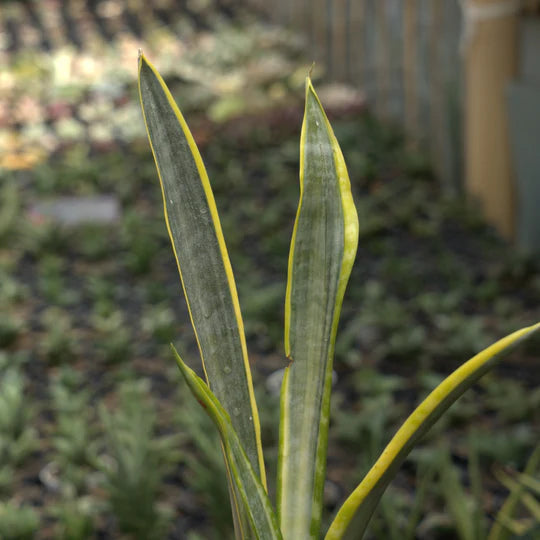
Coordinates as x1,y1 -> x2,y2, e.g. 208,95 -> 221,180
489,444 -> 540,540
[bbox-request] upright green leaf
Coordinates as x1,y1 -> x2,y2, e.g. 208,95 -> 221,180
138,54 -> 265,486
277,77 -> 359,539
325,322 -> 540,540
172,347 -> 282,540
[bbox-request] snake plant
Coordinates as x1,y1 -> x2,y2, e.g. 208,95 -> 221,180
138,52 -> 540,539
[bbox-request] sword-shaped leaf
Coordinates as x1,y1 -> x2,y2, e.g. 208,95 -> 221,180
138,53 -> 265,488
325,322 -> 540,540
172,347 -> 282,540
277,78 -> 359,539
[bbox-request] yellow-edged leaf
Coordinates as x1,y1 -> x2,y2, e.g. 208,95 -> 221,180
277,77 -> 359,539
326,322 -> 540,540
138,53 -> 265,488
172,346 -> 282,540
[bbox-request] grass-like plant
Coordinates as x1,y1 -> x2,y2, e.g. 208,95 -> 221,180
99,380 -> 179,539
50,370 -> 99,492
138,53 -> 540,539
0,368 -> 37,467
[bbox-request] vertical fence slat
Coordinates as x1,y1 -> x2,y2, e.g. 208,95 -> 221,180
403,0 -> 418,142
387,0 -> 404,119
464,0 -> 519,238
418,0 -> 432,146
429,0 -> 445,185
375,0 -> 391,118
344,0 -> 352,81
325,0 -> 334,77
351,0 -> 366,87
442,0 -> 464,192
364,0 -> 376,104
333,0 -> 349,81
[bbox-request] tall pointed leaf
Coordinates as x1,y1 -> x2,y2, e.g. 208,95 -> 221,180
138,53 -> 265,486
172,346 -> 282,540
325,322 -> 540,540
277,78 -> 359,539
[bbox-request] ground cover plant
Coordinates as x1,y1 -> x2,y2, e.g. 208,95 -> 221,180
138,53 -> 540,539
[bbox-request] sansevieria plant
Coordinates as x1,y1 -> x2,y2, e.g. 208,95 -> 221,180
138,52 -> 540,539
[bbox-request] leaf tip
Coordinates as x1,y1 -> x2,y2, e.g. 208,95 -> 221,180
138,49 -> 147,73
138,51 -> 154,76
170,343 -> 186,372
306,74 -> 315,94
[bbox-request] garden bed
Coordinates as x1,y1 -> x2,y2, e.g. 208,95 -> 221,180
0,0 -> 538,538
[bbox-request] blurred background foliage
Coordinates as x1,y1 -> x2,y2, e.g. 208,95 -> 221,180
0,0 -> 538,538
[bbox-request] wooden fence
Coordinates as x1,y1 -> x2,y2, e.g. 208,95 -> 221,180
246,0 -> 464,194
